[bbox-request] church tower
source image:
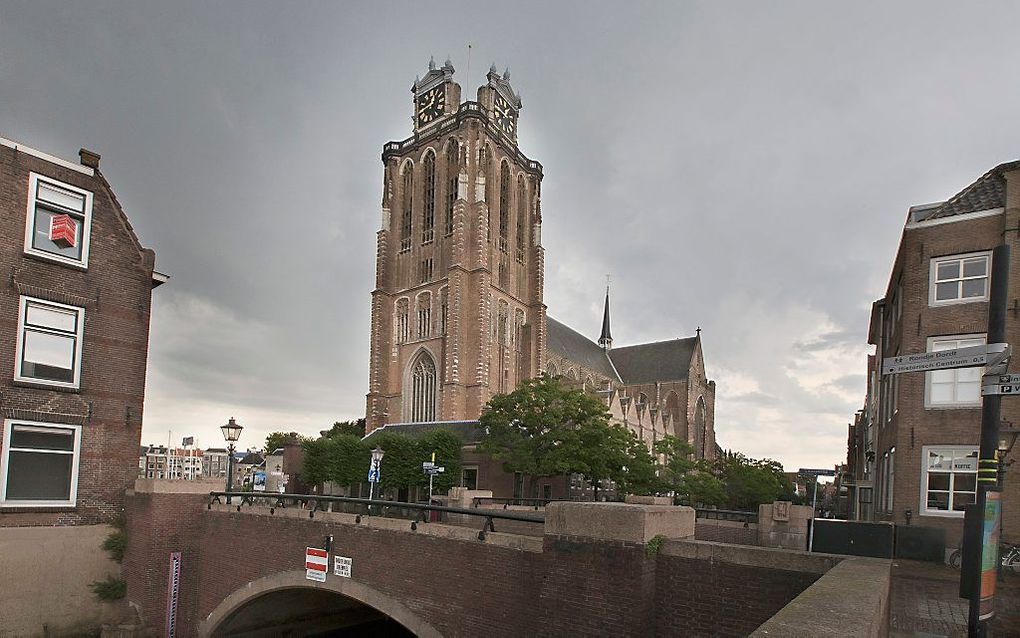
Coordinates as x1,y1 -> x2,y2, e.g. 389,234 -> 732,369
365,59 -> 546,433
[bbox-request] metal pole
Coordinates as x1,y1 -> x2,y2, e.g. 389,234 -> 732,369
226,442 -> 235,504
967,243 -> 1010,636
808,478 -> 818,552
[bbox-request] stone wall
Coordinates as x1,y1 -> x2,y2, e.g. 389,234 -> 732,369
695,518 -> 760,546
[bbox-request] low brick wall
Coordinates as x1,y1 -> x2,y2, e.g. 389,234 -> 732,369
655,540 -> 840,637
695,519 -> 759,546
752,558 -> 891,637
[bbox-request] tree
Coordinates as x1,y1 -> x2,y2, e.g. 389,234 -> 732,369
301,434 -> 369,490
324,419 -> 366,438
479,375 -> 632,495
716,453 -> 792,510
264,431 -> 307,455
618,433 -> 659,496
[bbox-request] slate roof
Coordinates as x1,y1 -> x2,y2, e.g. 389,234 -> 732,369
362,420 -> 484,445
239,452 -> 264,465
608,337 -> 698,385
917,160 -> 1020,221
546,316 -> 620,381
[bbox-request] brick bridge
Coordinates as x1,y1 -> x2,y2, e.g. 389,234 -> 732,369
123,486 -> 889,637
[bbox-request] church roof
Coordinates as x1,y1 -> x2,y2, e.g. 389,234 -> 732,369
608,337 -> 698,385
912,160 -> 1020,222
546,316 -> 620,381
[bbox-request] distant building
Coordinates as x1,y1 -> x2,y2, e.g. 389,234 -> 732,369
140,445 -> 202,480
203,448 -> 230,479
847,161 -> 1020,547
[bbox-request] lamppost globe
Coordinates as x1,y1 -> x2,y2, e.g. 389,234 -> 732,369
371,446 -> 385,464
221,417 -> 243,443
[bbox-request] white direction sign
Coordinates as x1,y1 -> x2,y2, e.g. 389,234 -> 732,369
883,344 -> 994,375
334,555 -> 353,578
982,374 -> 1020,396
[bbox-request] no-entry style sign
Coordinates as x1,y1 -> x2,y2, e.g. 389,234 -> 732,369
305,547 -> 328,582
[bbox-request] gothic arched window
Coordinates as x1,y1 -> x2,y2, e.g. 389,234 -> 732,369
546,362 -> 558,377
400,162 -> 413,252
422,151 -> 435,244
514,308 -> 525,351
516,176 -> 526,264
416,292 -> 431,339
439,287 -> 449,335
498,161 -> 510,252
497,300 -> 510,347
665,391 -> 684,442
445,139 -> 458,236
695,396 -> 708,459
409,351 -> 437,422
395,298 -> 409,343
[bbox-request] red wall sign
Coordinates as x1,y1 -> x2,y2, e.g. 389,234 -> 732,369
49,214 -> 77,248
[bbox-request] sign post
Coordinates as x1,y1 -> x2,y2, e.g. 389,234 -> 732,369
422,452 -> 446,504
798,468 -> 835,552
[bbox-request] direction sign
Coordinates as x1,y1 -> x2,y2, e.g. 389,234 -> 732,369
883,344 -> 993,375
982,383 -> 1020,396
367,468 -> 380,483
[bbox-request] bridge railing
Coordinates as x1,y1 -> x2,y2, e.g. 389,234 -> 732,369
208,491 -> 544,539
471,496 -> 558,510
694,508 -> 759,525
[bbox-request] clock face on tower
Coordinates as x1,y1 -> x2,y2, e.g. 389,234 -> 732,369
416,87 -> 446,126
493,94 -> 516,135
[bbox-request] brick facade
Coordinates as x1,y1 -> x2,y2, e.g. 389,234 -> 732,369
856,162 -> 1020,547
124,491 -> 830,637
0,139 -> 160,526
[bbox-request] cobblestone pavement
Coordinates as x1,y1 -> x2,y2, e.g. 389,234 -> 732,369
891,560 -> 1020,637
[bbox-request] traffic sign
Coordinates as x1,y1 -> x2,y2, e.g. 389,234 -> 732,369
334,555 -> 352,578
882,344 -> 998,375
305,547 -> 328,582
367,468 -> 380,483
982,383 -> 1020,396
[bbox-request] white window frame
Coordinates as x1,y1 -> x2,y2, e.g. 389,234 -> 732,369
0,419 -> 82,507
919,445 -> 978,518
928,251 -> 991,307
14,295 -> 86,389
23,173 -> 93,269
924,334 -> 985,409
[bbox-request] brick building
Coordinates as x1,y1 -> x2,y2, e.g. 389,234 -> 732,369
364,59 -> 716,463
846,161 -> 1020,547
0,135 -> 164,632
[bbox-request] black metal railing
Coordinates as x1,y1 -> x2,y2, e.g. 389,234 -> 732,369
208,491 -> 544,539
471,496 -> 559,510
695,508 -> 759,524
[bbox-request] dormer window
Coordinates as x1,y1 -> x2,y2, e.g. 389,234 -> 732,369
24,173 -> 92,268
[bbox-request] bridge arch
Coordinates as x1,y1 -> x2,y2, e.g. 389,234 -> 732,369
199,569 -> 442,637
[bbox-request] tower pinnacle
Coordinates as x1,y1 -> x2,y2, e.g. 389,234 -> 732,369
598,278 -> 612,350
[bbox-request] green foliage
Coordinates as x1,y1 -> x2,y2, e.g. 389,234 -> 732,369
716,453 -> 792,510
618,434 -> 659,496
302,434 -> 370,488
301,428 -> 462,496
101,529 -> 127,563
645,534 -> 666,557
677,471 -> 727,507
264,431 -> 308,455
480,375 -> 633,491
324,419 -> 366,438
90,576 -> 126,601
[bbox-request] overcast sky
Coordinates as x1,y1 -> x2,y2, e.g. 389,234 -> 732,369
3,1 -> 1020,470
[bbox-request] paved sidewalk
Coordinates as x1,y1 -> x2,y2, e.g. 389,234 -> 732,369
890,560 -> 1020,637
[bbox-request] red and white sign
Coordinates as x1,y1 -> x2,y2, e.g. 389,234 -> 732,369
49,214 -> 77,248
305,547 -> 328,582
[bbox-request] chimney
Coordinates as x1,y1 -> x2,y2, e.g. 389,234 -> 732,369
79,148 -> 100,169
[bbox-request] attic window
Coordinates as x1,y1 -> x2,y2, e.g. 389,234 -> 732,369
25,173 -> 93,268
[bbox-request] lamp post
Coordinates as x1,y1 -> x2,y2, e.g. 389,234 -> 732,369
220,417 -> 243,504
367,446 -> 384,504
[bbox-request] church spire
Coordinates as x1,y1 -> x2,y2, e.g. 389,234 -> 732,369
598,277 -> 612,350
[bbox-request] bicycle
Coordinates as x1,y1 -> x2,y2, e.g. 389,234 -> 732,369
949,542 -> 1020,574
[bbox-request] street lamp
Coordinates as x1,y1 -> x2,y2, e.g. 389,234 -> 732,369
368,446 -> 385,503
220,417 -> 243,503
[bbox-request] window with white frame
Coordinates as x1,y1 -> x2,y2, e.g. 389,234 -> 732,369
24,173 -> 93,268
1,420 -> 82,506
921,446 -> 977,516
926,335 -> 984,407
15,296 -> 85,388
929,252 -> 990,306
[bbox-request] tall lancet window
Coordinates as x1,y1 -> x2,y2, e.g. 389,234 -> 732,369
445,139 -> 458,236
498,161 -> 510,253
516,176 -> 526,264
479,145 -> 492,239
400,162 -> 413,252
409,351 -> 437,422
422,151 -> 435,244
